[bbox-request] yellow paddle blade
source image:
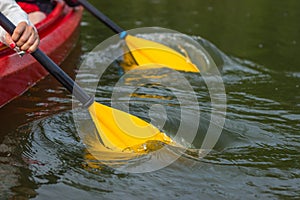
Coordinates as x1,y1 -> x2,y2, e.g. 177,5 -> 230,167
123,35 -> 200,73
88,102 -> 174,152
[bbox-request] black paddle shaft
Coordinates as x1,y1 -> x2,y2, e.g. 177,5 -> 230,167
77,0 -> 124,34
0,12 -> 94,107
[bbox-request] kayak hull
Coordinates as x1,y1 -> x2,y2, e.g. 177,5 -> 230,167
0,1 -> 83,108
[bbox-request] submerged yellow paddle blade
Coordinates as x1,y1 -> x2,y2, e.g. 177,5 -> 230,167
124,35 -> 200,73
88,102 -> 174,152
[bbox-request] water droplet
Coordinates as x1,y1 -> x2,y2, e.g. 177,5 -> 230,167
135,21 -> 142,26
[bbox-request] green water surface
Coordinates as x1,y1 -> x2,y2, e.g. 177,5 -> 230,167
0,0 -> 299,199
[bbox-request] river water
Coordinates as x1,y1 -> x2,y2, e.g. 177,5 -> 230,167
0,0 -> 299,199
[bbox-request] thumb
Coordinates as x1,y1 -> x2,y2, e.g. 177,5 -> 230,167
4,33 -> 16,49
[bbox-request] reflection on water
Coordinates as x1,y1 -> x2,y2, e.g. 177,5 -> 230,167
1,0 -> 300,199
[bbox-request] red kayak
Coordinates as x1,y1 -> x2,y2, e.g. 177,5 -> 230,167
0,0 -> 83,108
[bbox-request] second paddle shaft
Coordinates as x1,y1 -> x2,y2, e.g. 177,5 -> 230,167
77,0 -> 124,34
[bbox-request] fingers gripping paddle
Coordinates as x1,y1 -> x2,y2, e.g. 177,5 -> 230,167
0,12 -> 173,152
77,0 -> 200,73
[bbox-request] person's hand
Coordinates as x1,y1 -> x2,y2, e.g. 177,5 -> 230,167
5,21 -> 39,53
